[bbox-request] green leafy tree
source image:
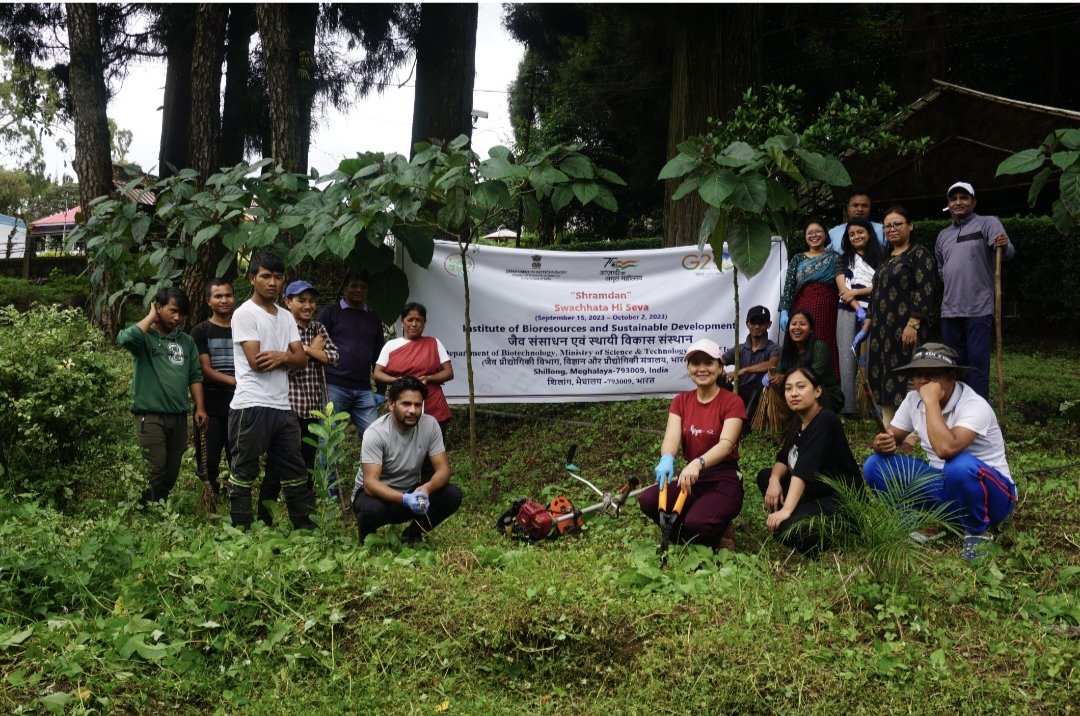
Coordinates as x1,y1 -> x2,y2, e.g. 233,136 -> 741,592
0,45 -> 62,173
996,128 -> 1080,233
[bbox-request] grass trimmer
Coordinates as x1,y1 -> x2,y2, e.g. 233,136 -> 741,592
495,445 -> 647,540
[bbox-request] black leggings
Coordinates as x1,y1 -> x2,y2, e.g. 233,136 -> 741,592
755,468 -> 840,556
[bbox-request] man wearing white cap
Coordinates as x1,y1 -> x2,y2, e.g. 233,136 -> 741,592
934,181 -> 1015,401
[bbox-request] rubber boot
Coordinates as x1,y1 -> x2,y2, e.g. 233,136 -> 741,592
284,483 -> 317,530
230,487 -> 253,530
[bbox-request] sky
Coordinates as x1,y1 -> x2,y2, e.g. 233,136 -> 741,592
32,3 -> 524,181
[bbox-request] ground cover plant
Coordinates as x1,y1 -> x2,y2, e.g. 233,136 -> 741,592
0,337 -> 1077,714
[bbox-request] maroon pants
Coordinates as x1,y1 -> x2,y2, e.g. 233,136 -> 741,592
638,473 -> 744,548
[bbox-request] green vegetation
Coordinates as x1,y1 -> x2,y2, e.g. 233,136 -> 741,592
0,318 -> 1076,713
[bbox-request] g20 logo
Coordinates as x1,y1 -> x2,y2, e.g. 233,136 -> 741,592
681,253 -> 713,270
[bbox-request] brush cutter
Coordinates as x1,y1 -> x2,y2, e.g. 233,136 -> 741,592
495,445 -> 647,540
656,481 -> 688,567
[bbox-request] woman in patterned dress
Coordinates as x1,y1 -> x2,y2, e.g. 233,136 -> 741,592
779,218 -> 843,383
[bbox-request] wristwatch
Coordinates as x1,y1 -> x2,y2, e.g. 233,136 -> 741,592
697,456 -> 706,469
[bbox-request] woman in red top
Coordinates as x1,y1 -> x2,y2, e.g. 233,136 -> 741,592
373,302 -> 455,435
638,338 -> 746,550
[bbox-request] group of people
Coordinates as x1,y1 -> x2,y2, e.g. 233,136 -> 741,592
639,180 -> 1017,562
118,251 -> 461,544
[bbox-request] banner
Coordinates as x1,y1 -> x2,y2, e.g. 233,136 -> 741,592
401,240 -> 787,403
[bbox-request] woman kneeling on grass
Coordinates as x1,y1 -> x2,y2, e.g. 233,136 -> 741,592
757,367 -> 862,555
639,338 -> 746,550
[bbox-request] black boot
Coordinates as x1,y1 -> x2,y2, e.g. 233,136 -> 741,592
230,488 -> 253,530
284,483 -> 317,530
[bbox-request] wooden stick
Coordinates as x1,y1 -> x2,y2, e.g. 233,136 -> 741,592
994,244 -> 1006,431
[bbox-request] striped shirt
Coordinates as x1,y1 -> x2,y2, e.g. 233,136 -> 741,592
288,320 -> 340,419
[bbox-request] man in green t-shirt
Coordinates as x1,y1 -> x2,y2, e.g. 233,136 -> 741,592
117,287 -> 207,506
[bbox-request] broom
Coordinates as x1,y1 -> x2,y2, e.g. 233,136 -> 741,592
751,373 -> 786,434
195,424 -> 219,515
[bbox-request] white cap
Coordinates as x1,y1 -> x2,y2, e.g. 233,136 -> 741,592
684,339 -> 722,361
947,181 -> 975,198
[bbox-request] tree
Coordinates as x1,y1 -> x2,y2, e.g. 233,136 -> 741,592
65,3 -> 116,335
997,128 -> 1080,233
662,4 -> 761,247
409,3 -> 477,151
0,44 -> 63,172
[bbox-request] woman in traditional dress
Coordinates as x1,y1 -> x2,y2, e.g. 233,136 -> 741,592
866,206 -> 937,426
779,218 -> 843,382
374,302 -> 455,436
771,308 -> 844,412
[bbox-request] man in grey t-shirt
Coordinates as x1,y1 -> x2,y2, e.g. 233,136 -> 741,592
352,375 -> 462,544
934,181 -> 1015,401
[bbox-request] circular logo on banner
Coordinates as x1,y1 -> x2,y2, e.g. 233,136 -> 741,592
444,253 -> 475,279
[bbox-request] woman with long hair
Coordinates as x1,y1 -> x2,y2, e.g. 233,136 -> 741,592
639,339 -> 745,550
770,309 -> 844,412
866,206 -> 937,426
779,218 -> 843,382
756,367 -> 861,555
835,217 -> 884,416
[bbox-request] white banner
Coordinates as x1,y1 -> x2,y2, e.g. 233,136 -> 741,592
401,240 -> 787,403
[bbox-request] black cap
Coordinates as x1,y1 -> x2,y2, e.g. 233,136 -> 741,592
747,305 -> 771,323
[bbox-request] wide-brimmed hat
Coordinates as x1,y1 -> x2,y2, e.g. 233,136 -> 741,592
894,342 -> 972,375
685,338 -> 722,361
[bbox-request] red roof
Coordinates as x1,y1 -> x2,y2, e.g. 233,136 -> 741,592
30,208 -> 80,229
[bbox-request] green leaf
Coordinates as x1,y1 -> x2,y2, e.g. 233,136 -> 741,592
671,176 -> 701,201
551,185 -> 574,213
521,194 -> 540,231
0,627 -> 32,649
488,145 -> 512,160
192,224 -> 221,248
1027,166 -> 1053,207
794,149 -> 852,186
728,174 -> 768,213
725,218 -> 774,277
130,215 -> 151,243
1055,128 -> 1080,150
479,157 -> 515,180
559,154 -> 594,179
1051,150 -> 1080,171
395,224 -> 435,268
766,145 -> 804,183
763,132 -> 796,152
763,178 -> 796,214
698,206 -> 722,249
715,141 -> 758,167
675,138 -> 704,157
596,167 -> 627,186
572,180 -> 599,206
412,144 -> 441,164
1058,168 -> 1080,218
448,134 -> 470,151
592,185 -> 618,212
475,180 -> 513,210
697,171 -> 739,207
658,154 -> 701,180
996,148 -> 1047,176
366,262 -> 410,321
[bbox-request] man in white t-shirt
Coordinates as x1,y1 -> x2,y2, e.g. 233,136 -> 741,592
352,375 -> 462,545
228,252 -> 316,530
863,343 -> 1016,562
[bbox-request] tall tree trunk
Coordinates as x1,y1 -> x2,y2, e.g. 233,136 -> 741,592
66,2 -> 118,336
220,4 -> 255,167
181,3 -> 228,321
157,5 -> 196,179
255,4 -> 303,171
662,4 -> 761,247
410,3 -> 478,152
291,4 -> 319,174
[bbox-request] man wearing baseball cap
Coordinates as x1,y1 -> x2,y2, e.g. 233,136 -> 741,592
721,306 -> 779,420
863,343 -> 1016,562
934,181 -> 1015,401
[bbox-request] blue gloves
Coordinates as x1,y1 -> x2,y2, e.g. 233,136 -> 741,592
855,306 -> 867,323
654,454 -> 675,489
761,372 -> 771,387
403,491 -> 429,515
852,329 -> 868,354
779,309 -> 790,333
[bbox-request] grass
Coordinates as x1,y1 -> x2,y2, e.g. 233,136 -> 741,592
0,343 -> 1078,714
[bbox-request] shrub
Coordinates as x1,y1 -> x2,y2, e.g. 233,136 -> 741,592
0,270 -> 91,313
0,305 -> 136,508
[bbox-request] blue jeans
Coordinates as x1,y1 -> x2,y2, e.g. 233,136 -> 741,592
325,384 -> 378,497
940,315 -> 993,401
863,452 -> 1016,535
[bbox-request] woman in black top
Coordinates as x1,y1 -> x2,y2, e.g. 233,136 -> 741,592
756,367 -> 861,555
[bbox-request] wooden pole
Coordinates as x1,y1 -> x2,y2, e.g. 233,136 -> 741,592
994,244 -> 1006,429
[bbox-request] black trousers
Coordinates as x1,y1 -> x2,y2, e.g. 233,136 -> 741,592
755,468 -> 840,555
228,406 -> 315,529
352,483 -> 463,544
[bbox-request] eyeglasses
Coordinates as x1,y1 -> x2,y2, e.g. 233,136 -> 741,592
805,229 -> 825,236
883,222 -> 908,231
